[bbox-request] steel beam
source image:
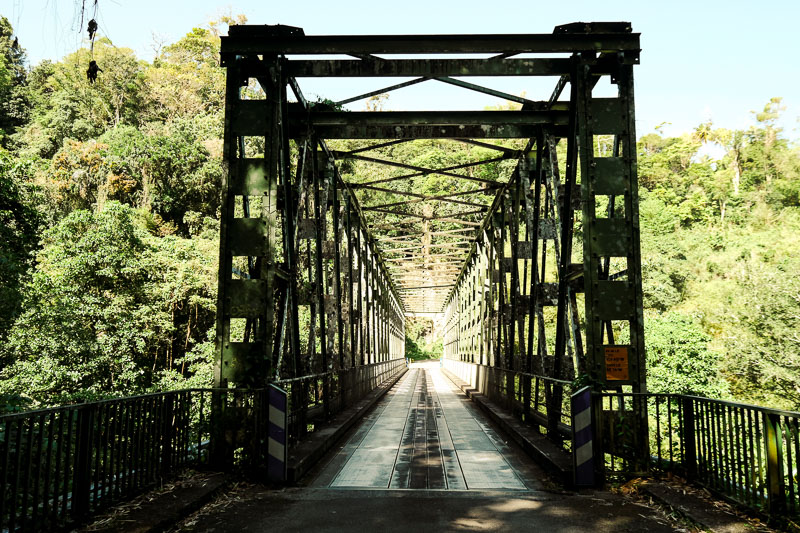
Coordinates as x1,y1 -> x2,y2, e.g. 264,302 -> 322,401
286,56 -> 635,78
222,28 -> 640,56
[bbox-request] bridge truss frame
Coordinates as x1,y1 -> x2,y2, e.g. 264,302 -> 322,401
215,22 -> 649,465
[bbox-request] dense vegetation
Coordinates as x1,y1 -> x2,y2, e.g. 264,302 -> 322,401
405,317 -> 444,361
0,16 -> 798,411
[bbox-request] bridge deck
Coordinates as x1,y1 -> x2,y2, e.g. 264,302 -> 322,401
177,362 -> 680,532
311,362 -> 544,491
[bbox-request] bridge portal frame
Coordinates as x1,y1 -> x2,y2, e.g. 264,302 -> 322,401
215,23 -> 648,466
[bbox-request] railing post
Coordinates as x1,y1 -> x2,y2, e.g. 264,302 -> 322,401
161,393 -> 174,475
571,387 -> 596,487
209,390 -> 230,469
268,385 -> 288,482
764,412 -> 785,515
592,392 -> 606,485
72,404 -> 95,520
681,396 -> 697,479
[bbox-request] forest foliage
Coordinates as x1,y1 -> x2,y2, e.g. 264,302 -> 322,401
0,16 -> 798,411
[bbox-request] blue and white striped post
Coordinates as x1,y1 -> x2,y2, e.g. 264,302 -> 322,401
268,384 -> 288,482
571,386 -> 596,487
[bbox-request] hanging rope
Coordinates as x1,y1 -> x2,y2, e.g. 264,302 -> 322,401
82,0 -> 101,83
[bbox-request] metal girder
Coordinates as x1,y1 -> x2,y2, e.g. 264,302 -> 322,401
383,242 -> 471,253
397,285 -> 455,291
286,55 -> 634,80
287,58 -> 587,78
236,102 -> 623,138
385,251 -> 466,261
343,139 -> 412,155
367,207 -> 486,220
336,77 -> 431,106
358,185 -> 497,202
289,107 -> 567,125
221,28 -> 640,56
433,76 -> 536,105
456,139 -> 518,154
364,193 -> 488,210
349,156 -> 508,188
375,228 -> 475,241
336,151 -> 505,186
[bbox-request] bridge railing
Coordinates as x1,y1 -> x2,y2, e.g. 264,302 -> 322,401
443,358 -> 800,520
442,359 -> 574,447
596,392 -> 800,520
275,358 -> 406,444
0,389 -> 213,532
0,358 -> 406,532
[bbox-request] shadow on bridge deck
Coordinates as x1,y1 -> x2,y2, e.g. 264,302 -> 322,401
175,362 -> 679,532
311,362 -> 541,491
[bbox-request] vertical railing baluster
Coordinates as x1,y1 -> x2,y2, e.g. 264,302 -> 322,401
22,416 -> 35,529
133,400 -> 142,491
31,413 -> 46,529
783,417 -> 795,513
199,392 -> 205,464
122,402 -> 131,498
755,412 -> 766,507
745,409 -> 755,507
764,412 -> 785,515
706,402 -> 716,486
793,418 -> 800,513
92,404 -> 102,510
10,419 -> 23,533
681,397 -> 696,480
108,402 -> 118,502
1,420 -> 10,531
62,410 -> 73,519
655,397 -> 662,469
736,407 -> 746,504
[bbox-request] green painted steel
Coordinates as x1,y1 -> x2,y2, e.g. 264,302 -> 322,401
216,21 -> 648,480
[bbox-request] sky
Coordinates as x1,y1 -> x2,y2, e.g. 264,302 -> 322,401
3,0 -> 800,140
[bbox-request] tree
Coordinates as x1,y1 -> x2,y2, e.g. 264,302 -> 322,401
100,120 -> 223,230
0,16 -> 29,145
0,202 -> 217,408
144,27 -> 225,122
644,312 -> 728,397
720,245 -> 800,409
0,150 -> 40,345
18,41 -> 146,158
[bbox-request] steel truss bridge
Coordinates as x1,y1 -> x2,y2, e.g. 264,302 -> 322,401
2,22 -> 800,532
214,21 -> 648,450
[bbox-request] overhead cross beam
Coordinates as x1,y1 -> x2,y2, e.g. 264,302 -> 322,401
221,28 -> 640,56
362,188 -> 495,211
333,151 -> 511,186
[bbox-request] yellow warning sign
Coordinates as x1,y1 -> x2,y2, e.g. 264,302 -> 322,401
605,346 -> 629,381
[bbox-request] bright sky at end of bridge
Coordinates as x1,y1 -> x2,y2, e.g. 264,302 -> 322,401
4,0 -> 800,140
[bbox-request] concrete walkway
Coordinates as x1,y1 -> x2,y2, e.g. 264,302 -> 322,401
312,362 -> 536,490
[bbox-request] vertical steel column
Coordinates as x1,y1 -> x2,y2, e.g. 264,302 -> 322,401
577,52 -> 648,463
215,55 -> 283,388
332,167 -> 345,370
356,227 -> 365,365
346,195 -> 356,368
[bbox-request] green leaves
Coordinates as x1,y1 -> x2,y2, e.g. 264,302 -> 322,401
0,150 -> 40,344
644,312 -> 728,397
0,202 -> 217,408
